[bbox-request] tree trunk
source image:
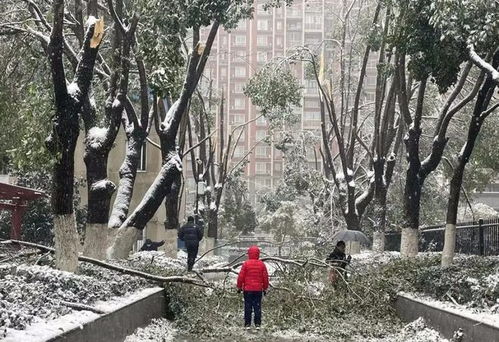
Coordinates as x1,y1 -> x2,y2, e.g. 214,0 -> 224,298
47,0 -> 101,271
344,211 -> 360,230
442,49 -> 498,265
108,134 -> 143,228
372,189 -> 387,252
207,207 -> 218,239
164,172 -> 181,230
82,150 -> 116,259
401,124 -> 423,257
53,213 -> 80,271
108,150 -> 182,258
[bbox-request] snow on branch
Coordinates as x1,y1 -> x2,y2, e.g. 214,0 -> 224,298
468,45 -> 499,85
0,240 -> 208,287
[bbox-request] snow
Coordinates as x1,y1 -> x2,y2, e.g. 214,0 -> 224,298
348,180 -> 356,187
125,318 -> 176,342
86,16 -> 98,26
399,292 -> 499,328
2,288 -> 163,342
2,310 -> 100,342
90,179 -> 113,192
87,127 -> 108,149
67,82 -> 80,98
112,98 -> 121,109
0,260 -> 150,336
358,318 -> 449,342
93,287 -> 164,313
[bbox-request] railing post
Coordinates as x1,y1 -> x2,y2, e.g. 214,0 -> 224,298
478,218 -> 484,256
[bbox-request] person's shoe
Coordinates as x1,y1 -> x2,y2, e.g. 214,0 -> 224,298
255,325 -> 261,331
245,326 -> 251,330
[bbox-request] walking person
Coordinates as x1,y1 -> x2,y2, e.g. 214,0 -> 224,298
236,245 -> 269,330
326,240 -> 351,284
178,216 -> 203,271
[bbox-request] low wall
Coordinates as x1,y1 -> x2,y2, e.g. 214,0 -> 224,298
395,293 -> 499,342
4,287 -> 169,342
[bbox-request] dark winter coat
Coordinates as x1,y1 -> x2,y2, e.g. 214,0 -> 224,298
178,223 -> 203,247
140,239 -> 165,251
326,248 -> 350,269
237,246 -> 269,292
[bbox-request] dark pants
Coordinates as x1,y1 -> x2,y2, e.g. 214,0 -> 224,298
244,291 -> 263,326
186,243 -> 199,271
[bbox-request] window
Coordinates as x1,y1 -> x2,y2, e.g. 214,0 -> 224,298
231,114 -> 245,123
256,130 -> 267,140
257,36 -> 268,47
257,20 -> 269,31
276,37 -> 283,47
304,98 -> 319,109
233,146 -> 245,158
221,67 -> 227,77
256,146 -> 269,158
305,79 -> 318,94
234,98 -> 245,109
305,14 -> 321,30
287,22 -> 302,31
234,82 -> 245,93
256,162 -> 268,174
237,20 -> 247,30
256,116 -> 267,125
234,35 -> 246,46
274,162 -> 282,171
234,66 -> 246,77
138,144 -> 147,171
287,32 -> 301,45
304,112 -> 320,121
257,51 -> 267,63
288,7 -> 300,17
276,21 -> 283,30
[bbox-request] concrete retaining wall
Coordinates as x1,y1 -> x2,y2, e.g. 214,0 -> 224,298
49,288 -> 168,342
395,293 -> 499,342
3,287 -> 169,342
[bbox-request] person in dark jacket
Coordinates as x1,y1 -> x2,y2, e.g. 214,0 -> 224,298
237,246 -> 269,329
140,239 -> 165,251
178,216 -> 203,271
326,240 -> 351,284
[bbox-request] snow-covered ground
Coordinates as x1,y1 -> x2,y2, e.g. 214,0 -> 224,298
125,318 -> 176,342
123,318 -> 448,342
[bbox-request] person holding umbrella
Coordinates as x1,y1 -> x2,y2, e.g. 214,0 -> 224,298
326,240 -> 352,284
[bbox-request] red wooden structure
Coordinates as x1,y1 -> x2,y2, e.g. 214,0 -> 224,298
0,182 -> 46,239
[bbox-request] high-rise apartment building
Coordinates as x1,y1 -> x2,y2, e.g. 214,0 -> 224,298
183,0 -> 379,208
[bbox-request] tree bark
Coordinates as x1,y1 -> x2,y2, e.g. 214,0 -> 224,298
442,50 -> 499,266
47,0 -> 101,271
107,23 -> 220,259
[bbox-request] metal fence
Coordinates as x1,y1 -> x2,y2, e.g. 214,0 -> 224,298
385,218 -> 499,256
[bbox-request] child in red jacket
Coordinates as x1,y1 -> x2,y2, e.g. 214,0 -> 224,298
237,245 -> 269,329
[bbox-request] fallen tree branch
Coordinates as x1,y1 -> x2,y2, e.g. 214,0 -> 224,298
0,239 -> 208,287
60,301 -> 106,314
0,250 -> 42,264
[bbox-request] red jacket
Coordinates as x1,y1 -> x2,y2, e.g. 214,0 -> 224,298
237,246 -> 269,292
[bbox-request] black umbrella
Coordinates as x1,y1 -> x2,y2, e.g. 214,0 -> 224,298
333,230 -> 370,246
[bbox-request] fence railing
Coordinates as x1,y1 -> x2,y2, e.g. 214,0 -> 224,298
385,218 -> 499,256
